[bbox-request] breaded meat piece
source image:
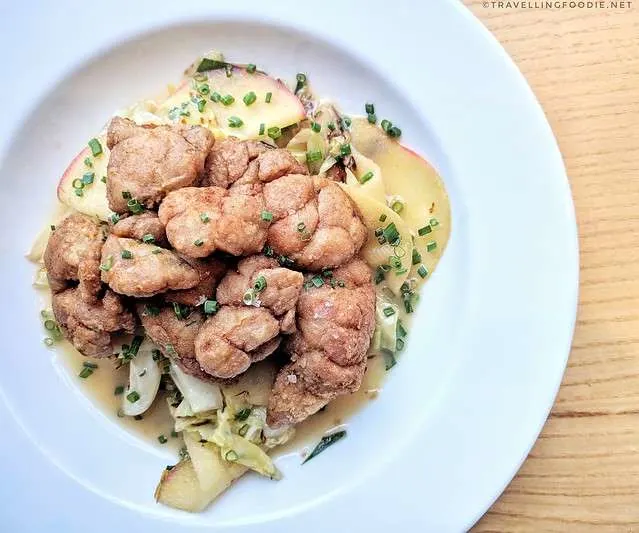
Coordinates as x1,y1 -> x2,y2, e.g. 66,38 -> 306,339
204,138 -> 269,188
264,175 -> 367,271
137,304 -> 211,381
43,213 -> 104,301
216,255 -> 303,333
111,212 -> 168,247
267,259 -> 375,427
165,256 -> 228,307
52,287 -> 135,357
195,306 -> 281,379
106,117 -> 213,213
100,235 -> 199,297
158,186 -> 269,258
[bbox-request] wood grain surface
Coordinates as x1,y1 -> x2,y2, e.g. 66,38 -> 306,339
461,2 -> 639,531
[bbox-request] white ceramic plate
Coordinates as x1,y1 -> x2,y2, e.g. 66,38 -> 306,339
0,1 -> 578,531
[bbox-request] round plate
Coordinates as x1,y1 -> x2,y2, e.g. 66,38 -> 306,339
0,1 -> 578,531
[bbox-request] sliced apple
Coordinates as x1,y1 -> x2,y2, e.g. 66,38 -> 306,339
154,460 -> 216,513
183,431 -> 247,494
57,138 -> 113,221
341,184 -> 413,295
345,148 -> 386,204
157,68 -> 305,139
350,118 -> 451,282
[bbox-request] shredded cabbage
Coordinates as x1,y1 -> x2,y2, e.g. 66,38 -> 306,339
170,362 -> 223,414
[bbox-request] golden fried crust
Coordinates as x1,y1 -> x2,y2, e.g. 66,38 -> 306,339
204,138 -> 269,188
52,287 -> 135,357
137,305 -> 213,381
165,256 -> 228,307
158,186 -> 269,258
264,175 -> 367,271
44,213 -> 104,302
100,235 -> 199,297
195,306 -> 280,379
267,259 -> 375,427
106,117 -> 213,213
112,212 -> 168,247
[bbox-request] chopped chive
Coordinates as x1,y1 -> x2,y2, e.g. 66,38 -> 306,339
261,210 -> 273,222
253,275 -> 267,292
388,126 -> 402,138
340,143 -> 352,156
203,300 -> 218,315
263,244 -> 274,257
238,424 -> 249,437
228,116 -> 243,128
397,320 -> 408,338
99,255 -> 114,272
412,248 -> 422,265
311,275 -> 324,288
306,150 -> 323,163
221,94 -> 235,106
243,289 -> 256,305
418,225 -> 432,236
211,91 -> 222,103
101,176 -> 107,183
396,338 -> 405,351
126,390 -> 140,403
84,157 -> 93,167
83,361 -> 98,369
151,349 -> 162,361
311,121 -> 321,133
50,225 -> 56,231
246,63 -> 257,74
374,266 -> 385,285
384,351 -> 397,371
367,113 -> 377,124
265,91 -> 272,103
144,304 -> 160,317
72,178 -> 84,190
74,189 -> 84,197
121,250 -> 133,259
127,198 -> 144,214
114,385 -> 125,395
391,200 -> 404,214
380,119 -> 392,133
88,138 -> 103,157
44,319 -> 57,331
383,222 -> 400,245
79,367 -> 93,378
197,99 -> 206,113
234,407 -> 252,421
173,302 -> 189,320
158,434 -> 168,444
294,72 -> 307,94
110,213 -> 120,224
122,191 -> 131,199
302,430 -> 347,464
365,102 -> 375,114
430,217 -> 440,227
383,306 -> 395,317
194,239 -> 204,247
426,241 -> 437,252
258,123 -> 265,135
342,116 -> 352,128
360,171 -> 374,184
417,265 -> 429,278
82,172 -> 95,185
171,430 -> 178,438
199,213 -> 210,223
379,214 -> 387,222
243,91 -> 257,106
297,222 -> 306,232
337,280 -> 345,287
198,84 -> 210,95
267,126 -> 281,140
225,450 -> 239,462
142,233 -> 155,244
196,58 -> 228,72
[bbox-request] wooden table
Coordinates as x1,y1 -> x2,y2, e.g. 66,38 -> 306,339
461,2 -> 639,531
